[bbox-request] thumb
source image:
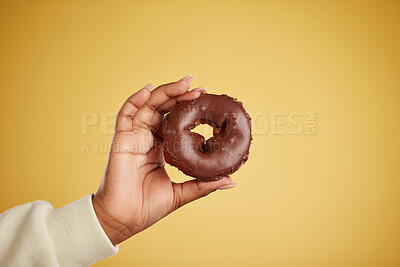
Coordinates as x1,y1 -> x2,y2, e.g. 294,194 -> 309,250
172,176 -> 236,210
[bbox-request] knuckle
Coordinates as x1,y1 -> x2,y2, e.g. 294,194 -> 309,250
145,102 -> 157,111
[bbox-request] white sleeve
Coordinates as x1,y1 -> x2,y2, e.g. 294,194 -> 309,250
0,194 -> 118,267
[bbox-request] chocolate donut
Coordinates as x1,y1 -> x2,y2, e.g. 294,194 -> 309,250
158,93 -> 252,181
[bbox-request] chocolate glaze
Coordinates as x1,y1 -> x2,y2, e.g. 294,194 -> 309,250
159,94 -> 252,181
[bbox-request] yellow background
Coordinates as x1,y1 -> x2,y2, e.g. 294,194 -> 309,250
1,1 -> 399,266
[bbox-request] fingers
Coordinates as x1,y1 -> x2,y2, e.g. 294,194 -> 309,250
157,87 -> 206,116
172,176 -> 236,210
132,76 -> 194,131
149,87 -> 207,132
116,76 -> 204,133
115,84 -> 153,132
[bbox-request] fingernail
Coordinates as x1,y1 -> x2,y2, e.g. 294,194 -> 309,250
143,83 -> 154,90
217,183 -> 237,190
179,75 -> 194,83
191,87 -> 207,94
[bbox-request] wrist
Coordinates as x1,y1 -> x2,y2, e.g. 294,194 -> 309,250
92,195 -> 132,245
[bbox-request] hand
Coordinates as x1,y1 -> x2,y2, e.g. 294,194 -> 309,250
92,76 -> 236,245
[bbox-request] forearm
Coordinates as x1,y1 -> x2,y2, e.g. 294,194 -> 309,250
0,194 -> 118,267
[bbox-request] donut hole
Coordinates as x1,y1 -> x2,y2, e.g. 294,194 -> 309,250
190,123 -> 216,153
191,123 -> 214,141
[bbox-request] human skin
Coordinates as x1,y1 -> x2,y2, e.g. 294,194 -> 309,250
92,76 -> 236,245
